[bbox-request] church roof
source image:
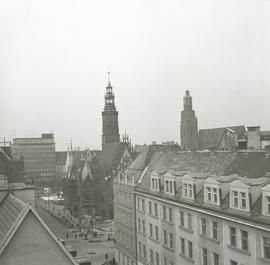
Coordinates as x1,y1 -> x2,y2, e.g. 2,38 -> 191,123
199,125 -> 246,150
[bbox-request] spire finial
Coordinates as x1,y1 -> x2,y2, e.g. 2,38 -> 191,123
107,67 -> 111,87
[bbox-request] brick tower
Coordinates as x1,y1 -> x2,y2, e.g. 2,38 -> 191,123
102,72 -> 120,149
180,90 -> 198,150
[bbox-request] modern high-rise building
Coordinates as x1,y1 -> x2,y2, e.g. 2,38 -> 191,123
11,133 -> 55,188
180,90 -> 198,150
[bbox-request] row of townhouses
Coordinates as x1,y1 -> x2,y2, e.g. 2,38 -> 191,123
114,146 -> 270,265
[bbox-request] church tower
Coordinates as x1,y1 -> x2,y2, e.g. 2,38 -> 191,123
102,72 -> 120,149
180,90 -> 198,150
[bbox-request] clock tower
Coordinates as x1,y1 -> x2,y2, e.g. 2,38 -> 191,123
102,73 -> 120,149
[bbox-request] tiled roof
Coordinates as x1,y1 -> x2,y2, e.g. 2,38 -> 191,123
0,193 -> 26,246
135,150 -> 270,227
199,125 -> 246,150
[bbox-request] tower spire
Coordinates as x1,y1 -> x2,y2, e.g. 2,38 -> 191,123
107,71 -> 111,87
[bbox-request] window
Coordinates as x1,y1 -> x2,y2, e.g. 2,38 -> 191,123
138,241 -> 142,255
188,241 -> 193,259
267,196 -> 270,214
241,230 -> 248,251
154,203 -> 158,216
202,248 -> 208,265
165,180 -> 168,192
180,211 -> 184,227
213,253 -> 219,265
150,249 -> 154,263
180,237 -> 185,255
229,227 -> 236,247
169,233 -> 174,249
142,199 -> 145,212
183,183 -> 188,196
163,206 -> 167,220
143,244 -> 147,258
263,237 -> 270,259
201,218 -> 206,236
156,252 -> 160,265
137,218 -> 141,231
187,213 -> 192,230
155,226 -> 159,241
149,224 -> 153,238
213,188 -> 218,202
163,230 -> 168,246
137,198 -> 140,210
240,192 -> 246,209
142,220 -> 145,234
212,221 -> 218,240
149,201 -> 152,215
164,258 -> 167,265
233,191 -> 238,207
169,208 -> 173,222
188,184 -> 193,197
230,261 -> 237,265
207,187 -> 211,201
151,176 -> 159,191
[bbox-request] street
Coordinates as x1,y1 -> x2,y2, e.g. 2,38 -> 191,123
36,204 -> 114,265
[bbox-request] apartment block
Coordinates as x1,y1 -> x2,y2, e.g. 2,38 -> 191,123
114,148 -> 270,265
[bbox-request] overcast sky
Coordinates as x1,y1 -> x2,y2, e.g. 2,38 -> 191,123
1,0 -> 270,150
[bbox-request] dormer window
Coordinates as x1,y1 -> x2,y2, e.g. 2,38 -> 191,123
230,180 -> 250,212
204,177 -> 221,206
165,179 -> 175,195
262,184 -> 270,216
183,183 -> 193,197
151,172 -> 160,192
182,175 -> 194,200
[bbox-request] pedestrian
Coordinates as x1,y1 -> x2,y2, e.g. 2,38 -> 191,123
66,233 -> 69,239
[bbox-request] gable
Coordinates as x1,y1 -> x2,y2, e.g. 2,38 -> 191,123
0,210 -> 76,265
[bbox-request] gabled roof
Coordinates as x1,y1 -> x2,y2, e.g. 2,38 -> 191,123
0,193 -> 77,264
199,125 -> 246,149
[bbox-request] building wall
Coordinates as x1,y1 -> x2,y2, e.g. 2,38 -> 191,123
114,177 -> 136,265
247,128 -> 261,150
135,192 -> 270,265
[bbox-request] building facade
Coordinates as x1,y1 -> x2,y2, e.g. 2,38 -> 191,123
115,148 -> 270,265
11,133 -> 55,188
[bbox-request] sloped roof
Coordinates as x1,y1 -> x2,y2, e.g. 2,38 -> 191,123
135,150 -> 270,226
0,193 -> 26,249
0,193 -> 77,264
199,125 -> 246,150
